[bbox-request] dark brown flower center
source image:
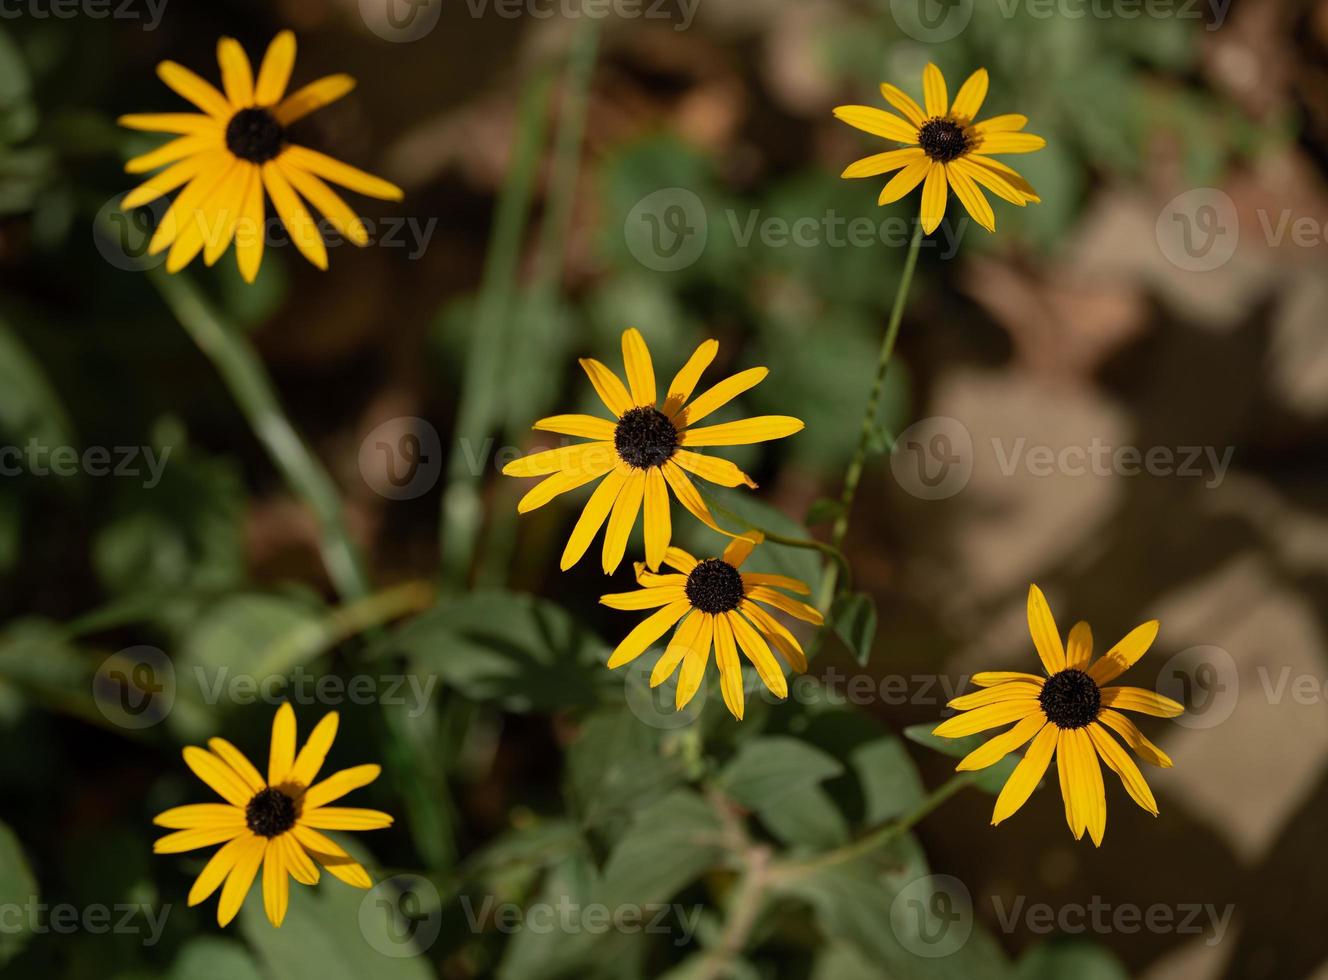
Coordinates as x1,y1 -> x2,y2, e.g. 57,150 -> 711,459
245,787 -> 297,837
226,107 -> 286,163
918,117 -> 970,163
1039,669 -> 1101,729
685,559 -> 744,614
614,406 -> 678,470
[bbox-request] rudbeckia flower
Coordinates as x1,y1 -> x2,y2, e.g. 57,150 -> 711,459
502,328 -> 804,574
834,64 -> 1045,233
933,585 -> 1182,846
153,704 -> 392,927
119,31 -> 404,282
601,533 -> 822,720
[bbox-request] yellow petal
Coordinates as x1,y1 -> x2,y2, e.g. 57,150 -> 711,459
217,834 -> 266,927
302,764 -> 382,811
287,711 -> 339,789
279,833 -> 321,886
154,825 -> 247,854
1070,727 -> 1107,845
235,161 -> 266,283
661,546 -> 699,574
746,586 -> 823,626
713,614 -> 745,720
650,610 -> 703,687
919,161 -> 947,235
672,450 -> 755,490
579,358 -> 633,417
533,414 -> 616,440
739,600 -> 807,673
203,164 -> 251,266
154,803 -> 247,829
147,155 -> 231,255
951,157 -> 1027,208
125,134 -> 217,175
1026,584 -> 1066,675
206,738 -> 265,792
1057,730 -> 1082,839
517,465 -> 611,515
956,712 -> 1046,771
157,60 -> 231,118
660,461 -> 724,533
946,682 -> 1042,711
679,416 -> 803,447
119,112 -> 221,135
1087,722 -> 1158,816
602,469 -> 645,574
268,703 -> 297,786
299,807 -> 394,831
166,160 -> 240,273
949,68 -> 988,122
966,155 -> 1041,203
1100,687 -> 1184,718
122,155 -> 212,209
1096,709 -> 1172,767
642,467 -> 671,571
606,599 -> 691,669
739,572 -> 810,595
254,30 -> 297,107
216,37 -> 255,108
662,339 -> 718,416
621,328 -> 656,407
277,158 -> 371,245
675,367 -> 768,429
502,441 -> 615,478
730,609 -> 787,698
991,722 -> 1057,825
600,585 -> 685,611
262,161 -> 328,271
878,82 -> 926,127
932,700 -> 1041,738
974,132 -> 1046,154
292,825 -> 373,889
559,467 -> 627,571
188,834 -> 253,907
841,147 -> 926,179
944,161 -> 994,233
675,614 -> 714,709
922,63 -> 948,117
972,671 -> 1045,688
262,839 -> 288,927
832,105 -> 919,143
877,157 -> 931,206
723,532 -> 761,567
183,746 -> 253,807
276,74 -> 355,126
1087,620 -> 1160,685
281,145 -> 403,201
971,113 -> 1028,135
1065,621 -> 1093,671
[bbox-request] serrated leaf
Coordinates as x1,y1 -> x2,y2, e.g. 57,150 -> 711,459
716,736 -> 843,812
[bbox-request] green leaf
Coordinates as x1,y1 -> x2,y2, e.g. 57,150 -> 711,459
597,790 -> 724,910
830,592 -> 877,666
759,783 -> 849,850
696,487 -> 821,587
851,737 -> 926,825
0,820 -> 36,966
566,708 -> 684,831
1014,940 -> 1130,980
803,498 -> 843,527
381,591 -> 607,712
903,725 -> 1021,795
0,26 -> 35,146
169,938 -> 264,980
0,315 -> 73,451
716,736 -> 843,812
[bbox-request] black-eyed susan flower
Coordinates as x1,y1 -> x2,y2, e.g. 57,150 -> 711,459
933,585 -> 1182,846
502,329 -> 804,574
833,64 -> 1045,233
600,533 -> 822,720
119,31 -> 403,282
153,703 -> 392,927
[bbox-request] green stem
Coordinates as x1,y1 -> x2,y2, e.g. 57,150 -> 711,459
147,268 -> 371,602
816,220 -> 924,611
439,67 -> 556,587
783,770 -> 978,877
701,491 -> 851,589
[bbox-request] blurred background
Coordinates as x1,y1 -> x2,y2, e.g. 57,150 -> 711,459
0,0 -> 1325,977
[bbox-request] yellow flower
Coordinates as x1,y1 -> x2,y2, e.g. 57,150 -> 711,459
834,64 -> 1045,233
933,585 -> 1182,846
502,328 -> 804,574
119,31 -> 404,282
601,533 -> 822,720
153,703 -> 392,927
